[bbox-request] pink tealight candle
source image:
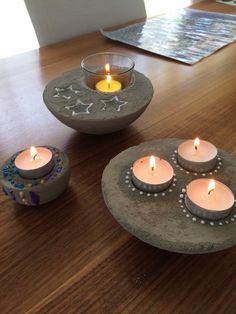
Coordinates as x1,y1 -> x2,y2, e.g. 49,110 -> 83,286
185,178 -> 234,220
131,155 -> 174,192
178,138 -> 217,173
15,146 -> 54,179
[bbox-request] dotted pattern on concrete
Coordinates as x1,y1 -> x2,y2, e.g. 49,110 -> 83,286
171,150 -> 222,176
124,167 -> 177,197
179,188 -> 236,227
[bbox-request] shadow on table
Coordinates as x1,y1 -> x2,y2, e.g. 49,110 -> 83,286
64,125 -> 146,165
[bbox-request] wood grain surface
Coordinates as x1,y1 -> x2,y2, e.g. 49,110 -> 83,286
0,1 -> 236,313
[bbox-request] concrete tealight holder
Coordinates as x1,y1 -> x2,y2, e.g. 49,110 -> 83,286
102,138 -> 236,254
43,52 -> 153,134
0,146 -> 70,206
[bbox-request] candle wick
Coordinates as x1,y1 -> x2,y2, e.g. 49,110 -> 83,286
33,154 -> 37,161
194,145 -> 198,151
107,74 -> 111,89
208,189 -> 213,195
151,166 -> 154,171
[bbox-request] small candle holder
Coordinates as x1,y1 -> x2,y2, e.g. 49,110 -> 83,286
81,52 -> 134,90
0,147 -> 70,206
43,52 -> 153,134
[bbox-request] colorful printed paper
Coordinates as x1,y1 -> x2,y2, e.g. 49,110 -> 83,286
101,9 -> 236,64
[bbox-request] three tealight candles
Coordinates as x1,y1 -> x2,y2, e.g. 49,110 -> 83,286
131,137 -> 234,221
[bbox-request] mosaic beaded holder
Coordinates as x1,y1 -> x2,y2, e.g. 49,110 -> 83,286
102,138 -> 236,254
0,147 -> 70,206
43,68 -> 153,134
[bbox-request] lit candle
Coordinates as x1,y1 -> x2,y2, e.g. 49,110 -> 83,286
105,63 -> 110,73
185,178 -> 234,220
131,155 -> 174,192
15,146 -> 54,179
96,63 -> 122,93
177,138 -> 217,172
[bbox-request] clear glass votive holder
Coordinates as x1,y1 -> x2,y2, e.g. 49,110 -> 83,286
81,52 -> 135,90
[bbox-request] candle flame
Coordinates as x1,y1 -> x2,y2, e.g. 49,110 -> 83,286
30,146 -> 38,161
149,155 -> 156,171
105,63 -> 110,74
208,179 -> 215,195
194,137 -> 200,151
106,74 -> 111,89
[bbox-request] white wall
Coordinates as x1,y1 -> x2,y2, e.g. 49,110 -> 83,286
0,0 -> 39,58
24,0 -> 146,47
144,0 -> 193,17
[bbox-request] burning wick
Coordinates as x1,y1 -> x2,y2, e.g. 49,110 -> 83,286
208,179 -> 215,195
107,74 -> 111,89
30,146 -> 38,161
149,155 -> 156,172
194,137 -> 200,151
105,64 -> 112,89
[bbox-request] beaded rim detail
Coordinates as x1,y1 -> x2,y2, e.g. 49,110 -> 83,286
1,147 -> 65,188
178,188 -> 236,227
124,166 -> 177,197
171,150 -> 222,176
1,147 -> 67,205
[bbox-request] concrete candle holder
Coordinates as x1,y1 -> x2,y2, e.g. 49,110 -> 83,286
43,68 -> 153,134
102,138 -> 236,254
0,147 -> 70,206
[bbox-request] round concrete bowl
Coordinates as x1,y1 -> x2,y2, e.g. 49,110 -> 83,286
102,139 -> 236,254
43,69 -> 153,134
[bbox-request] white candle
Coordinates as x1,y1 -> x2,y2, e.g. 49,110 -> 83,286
185,178 -> 234,220
15,146 -> 54,179
178,138 -> 217,172
132,156 -> 174,192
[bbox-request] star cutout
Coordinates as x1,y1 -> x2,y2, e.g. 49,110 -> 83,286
101,96 -> 128,112
65,99 -> 93,115
53,85 -> 81,100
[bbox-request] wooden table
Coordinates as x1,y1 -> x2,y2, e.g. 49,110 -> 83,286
0,1 -> 236,313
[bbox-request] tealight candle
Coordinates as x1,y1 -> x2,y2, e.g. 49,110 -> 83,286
185,178 -> 234,220
178,138 -> 217,172
15,146 -> 55,179
96,63 -> 122,93
131,155 -> 174,192
1,146 -> 70,206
